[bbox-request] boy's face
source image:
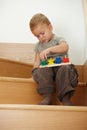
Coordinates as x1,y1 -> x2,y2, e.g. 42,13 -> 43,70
32,23 -> 53,43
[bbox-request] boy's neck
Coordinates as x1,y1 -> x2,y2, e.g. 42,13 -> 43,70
48,33 -> 54,42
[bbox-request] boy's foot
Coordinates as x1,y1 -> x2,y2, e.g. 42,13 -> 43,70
62,92 -> 74,106
39,94 -> 52,105
62,101 -> 74,106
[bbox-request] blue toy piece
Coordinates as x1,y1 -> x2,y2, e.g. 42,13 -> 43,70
55,57 -> 62,64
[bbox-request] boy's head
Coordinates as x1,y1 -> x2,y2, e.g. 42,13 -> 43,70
29,13 -> 51,32
29,13 -> 53,43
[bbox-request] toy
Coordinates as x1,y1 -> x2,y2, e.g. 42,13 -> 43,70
40,57 -> 71,68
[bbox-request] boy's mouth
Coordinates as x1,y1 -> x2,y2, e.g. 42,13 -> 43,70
41,39 -> 48,43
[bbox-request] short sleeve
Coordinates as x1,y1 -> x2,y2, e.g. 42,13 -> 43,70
58,37 -> 67,44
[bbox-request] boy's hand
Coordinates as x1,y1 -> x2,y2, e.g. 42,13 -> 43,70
40,48 -> 50,60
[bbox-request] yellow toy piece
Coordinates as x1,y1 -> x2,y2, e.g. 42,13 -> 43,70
47,58 -> 55,65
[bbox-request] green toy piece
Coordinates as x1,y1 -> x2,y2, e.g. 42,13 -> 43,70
40,60 -> 48,66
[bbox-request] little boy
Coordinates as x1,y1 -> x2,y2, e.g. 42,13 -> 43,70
29,13 -> 78,105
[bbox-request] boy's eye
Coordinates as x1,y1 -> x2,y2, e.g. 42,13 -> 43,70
36,32 -> 45,38
41,32 -> 45,35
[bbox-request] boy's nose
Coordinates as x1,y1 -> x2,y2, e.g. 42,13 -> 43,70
39,34 -> 43,39
39,35 -> 44,41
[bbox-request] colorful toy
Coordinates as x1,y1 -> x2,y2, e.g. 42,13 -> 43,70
40,56 -> 71,68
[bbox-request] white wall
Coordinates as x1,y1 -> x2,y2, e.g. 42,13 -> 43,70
83,0 -> 87,62
0,0 -> 86,65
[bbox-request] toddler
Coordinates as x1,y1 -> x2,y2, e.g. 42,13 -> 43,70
29,13 -> 78,105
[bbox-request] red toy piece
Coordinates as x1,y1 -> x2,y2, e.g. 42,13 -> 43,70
63,57 -> 69,63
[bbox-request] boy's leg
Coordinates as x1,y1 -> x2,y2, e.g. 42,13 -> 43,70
32,67 -> 54,105
55,65 -> 78,105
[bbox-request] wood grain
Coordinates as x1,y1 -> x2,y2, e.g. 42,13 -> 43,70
0,104 -> 87,130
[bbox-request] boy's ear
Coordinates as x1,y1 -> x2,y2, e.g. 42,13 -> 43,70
49,24 -> 53,30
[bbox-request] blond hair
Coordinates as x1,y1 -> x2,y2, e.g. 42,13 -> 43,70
29,13 -> 51,31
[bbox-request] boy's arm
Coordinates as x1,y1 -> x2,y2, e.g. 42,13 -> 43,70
40,42 -> 69,60
50,42 -> 69,53
33,53 -> 40,69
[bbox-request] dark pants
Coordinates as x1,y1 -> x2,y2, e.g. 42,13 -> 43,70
32,64 -> 78,101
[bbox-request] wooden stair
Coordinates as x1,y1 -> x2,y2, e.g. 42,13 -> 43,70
0,77 -> 43,104
0,104 -> 87,130
0,58 -> 33,78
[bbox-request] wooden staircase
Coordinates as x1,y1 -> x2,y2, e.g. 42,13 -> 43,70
0,43 -> 87,130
